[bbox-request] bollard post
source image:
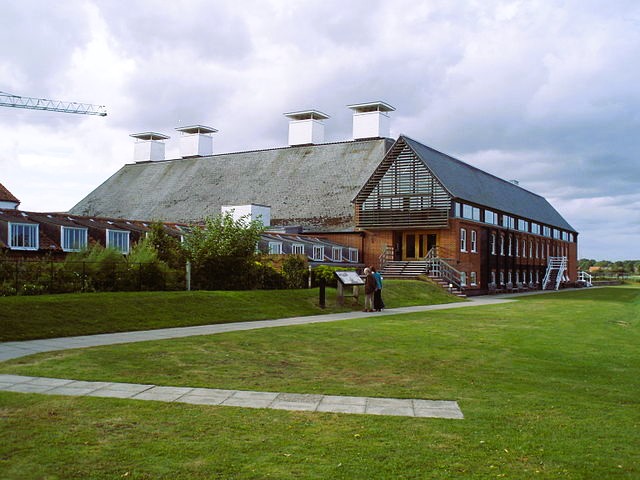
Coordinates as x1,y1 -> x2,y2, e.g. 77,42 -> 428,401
319,277 -> 326,309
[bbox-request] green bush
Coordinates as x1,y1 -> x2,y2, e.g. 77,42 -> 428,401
312,265 -> 357,287
281,255 -> 308,289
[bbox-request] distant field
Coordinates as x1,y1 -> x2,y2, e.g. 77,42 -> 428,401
0,279 -> 459,341
1,286 -> 638,479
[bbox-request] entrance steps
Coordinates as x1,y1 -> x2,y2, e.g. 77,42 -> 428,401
380,261 -> 466,298
380,261 -> 427,279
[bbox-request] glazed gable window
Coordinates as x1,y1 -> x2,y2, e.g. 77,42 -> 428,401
332,247 -> 342,262
61,226 -> 88,252
348,248 -> 359,263
312,245 -> 324,261
106,229 -> 130,254
268,242 -> 282,254
292,243 -> 305,255
9,222 -> 39,250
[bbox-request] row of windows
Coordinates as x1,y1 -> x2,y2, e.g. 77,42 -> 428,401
6,223 -> 130,254
268,242 -> 359,262
454,202 -> 574,242
460,270 -> 545,288
487,233 -> 570,259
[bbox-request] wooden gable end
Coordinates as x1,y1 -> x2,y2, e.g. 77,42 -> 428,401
354,139 -> 452,229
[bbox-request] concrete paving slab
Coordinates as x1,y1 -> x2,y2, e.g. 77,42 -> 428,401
132,386 -> 193,402
0,375 -> 465,418
316,403 -> 367,414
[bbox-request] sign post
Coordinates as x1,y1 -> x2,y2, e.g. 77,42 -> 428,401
334,271 -> 365,306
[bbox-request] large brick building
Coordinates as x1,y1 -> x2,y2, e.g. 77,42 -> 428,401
68,102 -> 578,294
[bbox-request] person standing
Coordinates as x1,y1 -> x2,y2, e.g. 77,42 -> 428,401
363,267 -> 376,312
372,267 -> 384,311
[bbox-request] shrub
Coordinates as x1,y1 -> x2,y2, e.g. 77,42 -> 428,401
281,255 -> 309,289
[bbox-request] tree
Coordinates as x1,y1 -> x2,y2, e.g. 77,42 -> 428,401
182,212 -> 266,290
145,222 -> 185,269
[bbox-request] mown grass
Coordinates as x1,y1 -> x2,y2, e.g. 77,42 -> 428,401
0,279 -> 459,341
0,286 -> 638,478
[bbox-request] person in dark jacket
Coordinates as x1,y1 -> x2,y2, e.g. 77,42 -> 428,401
372,267 -> 384,311
363,267 -> 376,312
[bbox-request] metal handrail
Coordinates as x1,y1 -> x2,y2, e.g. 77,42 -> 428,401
378,245 -> 394,271
425,247 -> 464,290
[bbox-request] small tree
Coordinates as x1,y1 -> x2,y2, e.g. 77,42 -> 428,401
146,222 -> 185,269
182,212 -> 266,290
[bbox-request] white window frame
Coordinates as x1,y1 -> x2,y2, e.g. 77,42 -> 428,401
490,233 -> 496,255
470,230 -> 477,253
508,236 -> 512,256
268,242 -> 282,254
292,243 -> 305,255
106,229 -> 130,254
499,271 -> 505,285
348,248 -> 358,263
312,245 -> 324,261
470,271 -> 477,286
332,247 -> 342,262
460,271 -> 467,286
522,239 -> 527,258
500,236 -> 505,256
8,222 -> 39,251
61,226 -> 88,252
460,228 -> 467,252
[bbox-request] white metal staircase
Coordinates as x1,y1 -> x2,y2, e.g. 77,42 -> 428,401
542,256 -> 567,290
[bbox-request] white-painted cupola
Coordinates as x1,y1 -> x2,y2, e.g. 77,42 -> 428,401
347,101 -> 395,140
130,132 -> 170,162
284,110 -> 330,146
175,125 -> 218,158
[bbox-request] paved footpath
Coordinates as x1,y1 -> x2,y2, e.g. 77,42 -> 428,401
0,297 -> 515,419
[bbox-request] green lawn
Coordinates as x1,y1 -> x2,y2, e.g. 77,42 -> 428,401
1,287 -> 639,478
0,279 -> 459,341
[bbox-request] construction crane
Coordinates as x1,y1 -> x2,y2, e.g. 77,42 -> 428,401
0,91 -> 107,116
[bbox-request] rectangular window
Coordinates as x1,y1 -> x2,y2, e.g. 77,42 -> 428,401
460,272 -> 467,286
499,271 -> 505,285
490,233 -> 496,255
454,202 -> 462,217
9,222 -> 39,250
332,247 -> 342,262
522,239 -> 527,258
485,210 -> 498,225
312,245 -> 324,261
460,228 -> 467,252
462,204 -> 481,221
515,238 -> 519,257
9,223 -> 39,250
543,226 -> 551,237
471,230 -> 477,253
500,236 -> 505,256
470,271 -> 477,286
518,219 -> 529,232
348,248 -> 358,263
61,226 -> 88,252
502,215 -> 515,229
508,236 -> 512,256
292,243 -> 305,255
491,271 -> 496,284
106,229 -> 130,254
531,223 -> 541,235
268,242 -> 282,254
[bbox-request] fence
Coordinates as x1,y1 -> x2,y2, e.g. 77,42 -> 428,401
0,259 -> 186,296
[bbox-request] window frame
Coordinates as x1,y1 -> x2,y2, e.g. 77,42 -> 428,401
460,228 -> 467,252
312,245 -> 324,261
106,229 -> 130,254
268,241 -> 282,255
8,222 -> 39,251
61,226 -> 88,252
332,247 -> 342,262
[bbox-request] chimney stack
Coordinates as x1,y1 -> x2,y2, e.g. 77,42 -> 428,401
130,132 -> 170,162
284,110 -> 330,146
175,125 -> 218,158
347,101 -> 395,139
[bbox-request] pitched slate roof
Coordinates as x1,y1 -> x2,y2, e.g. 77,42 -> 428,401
70,139 -> 393,230
402,136 -> 576,232
0,182 -> 20,205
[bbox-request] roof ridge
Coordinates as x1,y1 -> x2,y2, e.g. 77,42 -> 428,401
399,135 -> 547,200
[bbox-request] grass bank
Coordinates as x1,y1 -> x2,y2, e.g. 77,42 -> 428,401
0,279 -> 459,341
1,287 -> 638,478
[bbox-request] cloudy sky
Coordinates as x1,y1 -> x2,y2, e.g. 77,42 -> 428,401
1,0 -> 638,260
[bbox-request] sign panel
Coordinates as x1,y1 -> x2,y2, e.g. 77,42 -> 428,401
335,271 -> 365,286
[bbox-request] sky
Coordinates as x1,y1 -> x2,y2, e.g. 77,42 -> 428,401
0,0 -> 638,261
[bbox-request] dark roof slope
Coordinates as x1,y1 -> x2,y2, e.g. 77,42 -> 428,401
70,139 -> 393,230
0,182 -> 20,204
402,136 -> 576,232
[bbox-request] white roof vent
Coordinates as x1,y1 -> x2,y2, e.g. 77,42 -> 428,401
130,132 -> 170,162
175,125 -> 218,158
347,101 -> 395,140
221,204 -> 271,227
284,110 -> 329,146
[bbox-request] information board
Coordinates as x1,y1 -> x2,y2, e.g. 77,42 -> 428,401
335,271 -> 365,286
